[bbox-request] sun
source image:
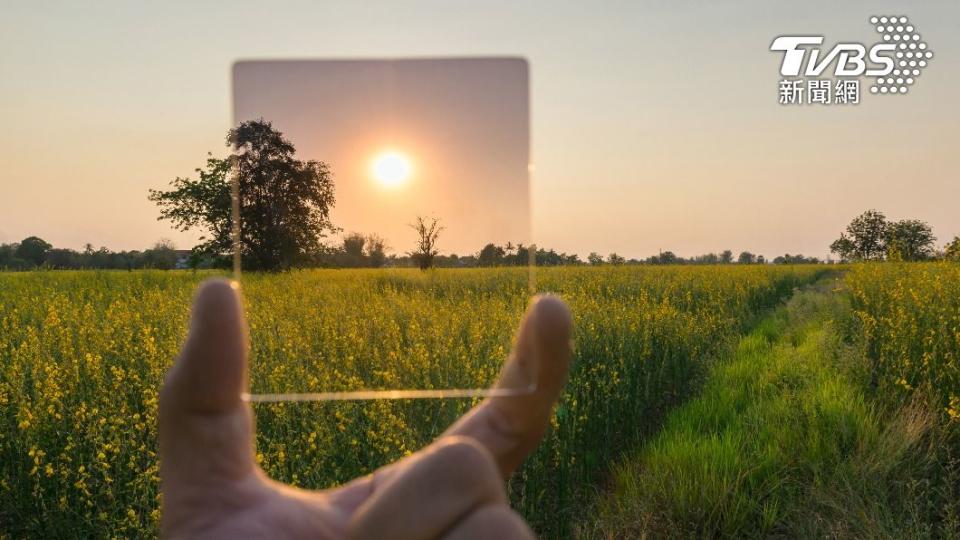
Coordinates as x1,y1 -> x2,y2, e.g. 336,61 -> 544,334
371,151 -> 412,188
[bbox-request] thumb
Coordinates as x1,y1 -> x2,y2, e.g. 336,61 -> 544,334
490,294 -> 573,434
443,294 -> 573,478
159,279 -> 258,530
164,278 -> 249,414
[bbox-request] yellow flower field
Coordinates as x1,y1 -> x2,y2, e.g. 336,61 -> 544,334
846,263 -> 960,420
0,266 -> 821,537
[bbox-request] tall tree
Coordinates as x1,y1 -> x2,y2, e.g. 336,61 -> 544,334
832,210 -> 889,261
737,251 -> 756,264
886,219 -> 936,261
340,232 -> 367,267
720,250 -> 734,264
514,244 -> 532,266
657,251 -> 678,265
408,216 -> 443,270
478,243 -> 506,266
365,234 -> 388,268
14,236 -> 52,267
149,120 -> 337,271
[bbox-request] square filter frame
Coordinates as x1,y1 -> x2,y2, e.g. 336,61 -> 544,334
230,57 -> 536,402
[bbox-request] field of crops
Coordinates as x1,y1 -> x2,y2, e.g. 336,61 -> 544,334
584,264 -> 960,538
1,266 -> 821,537
846,263 -> 960,421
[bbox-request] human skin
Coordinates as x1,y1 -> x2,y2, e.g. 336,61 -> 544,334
159,279 -> 573,539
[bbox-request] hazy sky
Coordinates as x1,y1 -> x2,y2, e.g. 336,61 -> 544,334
2,1 -> 958,260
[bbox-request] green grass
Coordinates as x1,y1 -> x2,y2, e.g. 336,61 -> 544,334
585,278 -> 958,538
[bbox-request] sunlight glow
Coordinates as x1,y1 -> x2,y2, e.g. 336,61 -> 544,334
371,151 -> 412,188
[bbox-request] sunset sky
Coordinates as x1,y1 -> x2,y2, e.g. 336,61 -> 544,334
2,1 -> 958,260
233,58 -> 530,254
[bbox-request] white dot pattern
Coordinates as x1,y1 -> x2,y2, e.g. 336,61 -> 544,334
871,15 -> 932,95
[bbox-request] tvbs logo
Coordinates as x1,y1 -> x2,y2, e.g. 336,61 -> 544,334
770,16 -> 933,104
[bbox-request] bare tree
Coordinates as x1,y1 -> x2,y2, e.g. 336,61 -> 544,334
408,216 -> 444,270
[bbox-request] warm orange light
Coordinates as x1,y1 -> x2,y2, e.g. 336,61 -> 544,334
371,151 -> 412,188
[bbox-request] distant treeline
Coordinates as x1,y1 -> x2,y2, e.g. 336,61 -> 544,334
0,234 -> 826,271
0,238 -> 185,271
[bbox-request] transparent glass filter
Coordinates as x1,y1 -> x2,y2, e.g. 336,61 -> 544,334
230,58 -> 534,402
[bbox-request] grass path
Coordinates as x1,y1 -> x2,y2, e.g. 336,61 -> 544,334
582,278 -> 949,538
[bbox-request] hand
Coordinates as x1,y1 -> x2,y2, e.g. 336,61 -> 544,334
159,279 -> 573,539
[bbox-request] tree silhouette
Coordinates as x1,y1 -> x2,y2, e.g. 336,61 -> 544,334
607,253 -> 625,265
831,210 -> 937,262
478,243 -> 506,266
886,219 -> 936,261
14,236 -> 51,267
335,232 -> 366,268
365,234 -> 388,268
737,251 -> 756,264
833,210 -> 888,261
149,120 -> 337,271
408,216 -> 443,270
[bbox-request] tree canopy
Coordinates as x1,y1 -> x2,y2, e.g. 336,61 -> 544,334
831,210 -> 936,262
945,237 -> 960,262
149,120 -> 338,271
14,236 -> 51,266
886,219 -> 936,261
